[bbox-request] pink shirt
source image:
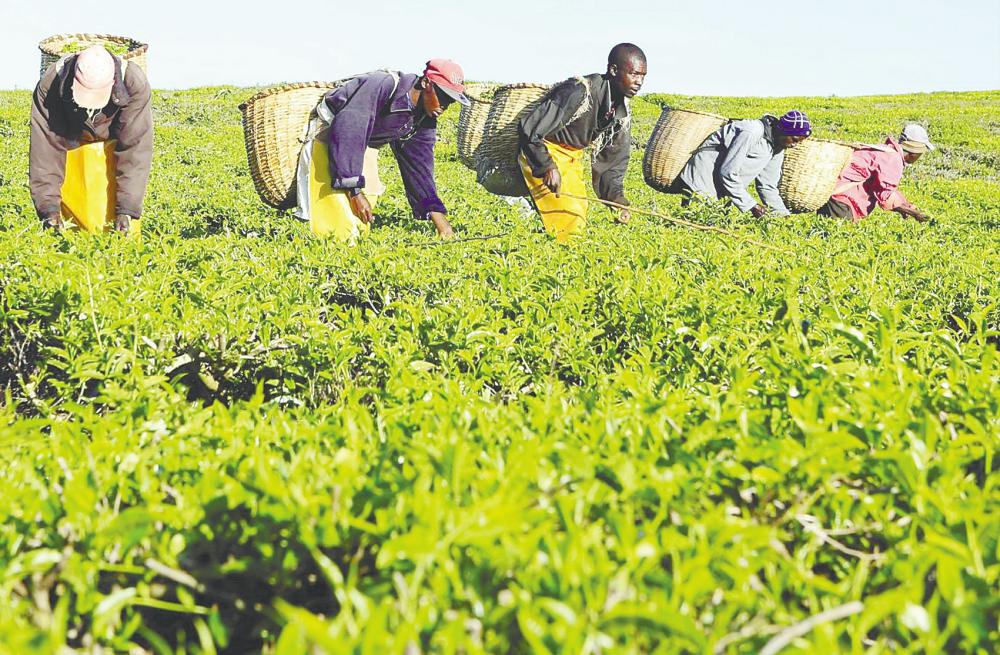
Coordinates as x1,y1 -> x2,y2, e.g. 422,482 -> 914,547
830,137 -> 909,220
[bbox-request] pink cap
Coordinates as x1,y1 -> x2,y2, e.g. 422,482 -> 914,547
72,45 -> 115,110
423,59 -> 469,106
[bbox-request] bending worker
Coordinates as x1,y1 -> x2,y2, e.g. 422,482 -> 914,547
517,43 -> 647,243
297,60 -> 469,241
677,111 -> 812,217
817,124 -> 933,222
30,45 -> 153,235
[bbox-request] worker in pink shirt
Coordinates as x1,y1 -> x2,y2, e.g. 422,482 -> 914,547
818,124 -> 933,222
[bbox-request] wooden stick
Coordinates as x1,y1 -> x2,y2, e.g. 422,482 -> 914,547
403,231 -> 512,248
796,514 -> 886,563
554,191 -> 790,253
759,601 -> 864,655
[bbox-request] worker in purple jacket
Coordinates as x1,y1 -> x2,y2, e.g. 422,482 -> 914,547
299,60 -> 469,240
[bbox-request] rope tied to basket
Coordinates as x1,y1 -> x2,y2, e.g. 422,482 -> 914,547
552,191 -> 791,253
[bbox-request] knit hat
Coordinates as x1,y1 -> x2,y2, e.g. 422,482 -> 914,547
72,45 -> 115,110
899,123 -> 935,153
778,110 -> 812,137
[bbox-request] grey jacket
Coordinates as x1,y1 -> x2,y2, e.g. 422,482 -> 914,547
679,115 -> 790,216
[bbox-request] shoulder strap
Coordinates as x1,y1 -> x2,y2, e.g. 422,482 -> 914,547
832,144 -> 898,196
832,180 -> 865,196
566,76 -> 592,125
366,69 -> 400,112
54,54 -> 71,74
314,70 -> 402,127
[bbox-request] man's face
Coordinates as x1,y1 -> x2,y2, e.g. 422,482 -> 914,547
781,134 -> 808,149
420,79 -> 455,119
609,57 -> 647,99
903,151 -> 923,164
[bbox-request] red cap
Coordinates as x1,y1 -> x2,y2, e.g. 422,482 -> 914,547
423,59 -> 470,106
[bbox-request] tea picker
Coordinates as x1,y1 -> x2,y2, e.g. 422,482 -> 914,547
295,60 -> 470,242
30,45 -> 152,236
516,43 -> 647,244
675,110 -> 812,219
817,124 -> 934,222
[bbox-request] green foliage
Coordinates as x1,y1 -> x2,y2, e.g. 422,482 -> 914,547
0,86 -> 997,653
57,41 -> 132,57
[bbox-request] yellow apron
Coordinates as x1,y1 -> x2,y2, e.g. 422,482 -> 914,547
60,140 -> 141,239
519,141 -> 588,244
308,145 -> 385,242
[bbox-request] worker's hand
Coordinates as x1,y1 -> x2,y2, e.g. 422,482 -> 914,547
896,203 -> 930,223
348,191 -> 374,224
751,204 -> 769,218
114,214 -> 131,234
41,215 -> 64,231
616,209 -> 631,224
429,211 -> 455,239
543,167 -> 561,195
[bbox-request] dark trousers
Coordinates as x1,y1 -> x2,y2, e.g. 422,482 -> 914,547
817,198 -> 853,218
669,178 -> 695,206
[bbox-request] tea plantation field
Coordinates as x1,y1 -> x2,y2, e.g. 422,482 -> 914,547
0,87 -> 997,653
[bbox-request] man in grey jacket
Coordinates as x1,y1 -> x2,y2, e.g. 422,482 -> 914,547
678,110 -> 811,217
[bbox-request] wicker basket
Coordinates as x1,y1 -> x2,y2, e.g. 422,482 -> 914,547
474,83 -> 551,196
456,83 -> 498,170
779,138 -> 855,213
239,81 -> 344,209
642,107 -> 728,192
38,34 -> 148,79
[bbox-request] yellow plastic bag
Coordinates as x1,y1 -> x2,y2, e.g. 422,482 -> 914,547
59,140 -> 142,240
308,143 -> 385,242
61,140 -> 116,233
519,140 -> 588,244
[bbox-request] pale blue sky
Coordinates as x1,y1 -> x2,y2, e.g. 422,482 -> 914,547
2,0 -> 998,95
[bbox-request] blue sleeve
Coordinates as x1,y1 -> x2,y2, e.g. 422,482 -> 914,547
390,126 -> 446,217
325,72 -> 394,189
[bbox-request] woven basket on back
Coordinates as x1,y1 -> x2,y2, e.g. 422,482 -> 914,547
474,83 -> 551,197
239,81 -> 344,209
642,107 -> 728,192
778,138 -> 855,212
456,83 -> 498,170
38,34 -> 148,79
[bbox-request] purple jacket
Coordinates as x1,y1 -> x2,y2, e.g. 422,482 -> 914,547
324,71 -> 445,216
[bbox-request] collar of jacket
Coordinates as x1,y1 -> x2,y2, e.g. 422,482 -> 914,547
884,136 -> 907,164
760,115 -> 781,150
57,54 -> 132,111
598,74 -> 630,119
385,72 -> 419,115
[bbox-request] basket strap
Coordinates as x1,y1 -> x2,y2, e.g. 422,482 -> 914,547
832,180 -> 865,196
831,144 -> 893,196
566,76 -> 592,125
382,70 -> 400,105
315,70 -> 400,127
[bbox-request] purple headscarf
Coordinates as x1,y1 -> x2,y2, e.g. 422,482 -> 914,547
778,110 -> 811,137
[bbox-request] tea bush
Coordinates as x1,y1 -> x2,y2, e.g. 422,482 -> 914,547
0,87 -> 997,653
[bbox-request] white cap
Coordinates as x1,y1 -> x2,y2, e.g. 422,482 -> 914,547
900,123 -> 935,152
72,45 -> 116,110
